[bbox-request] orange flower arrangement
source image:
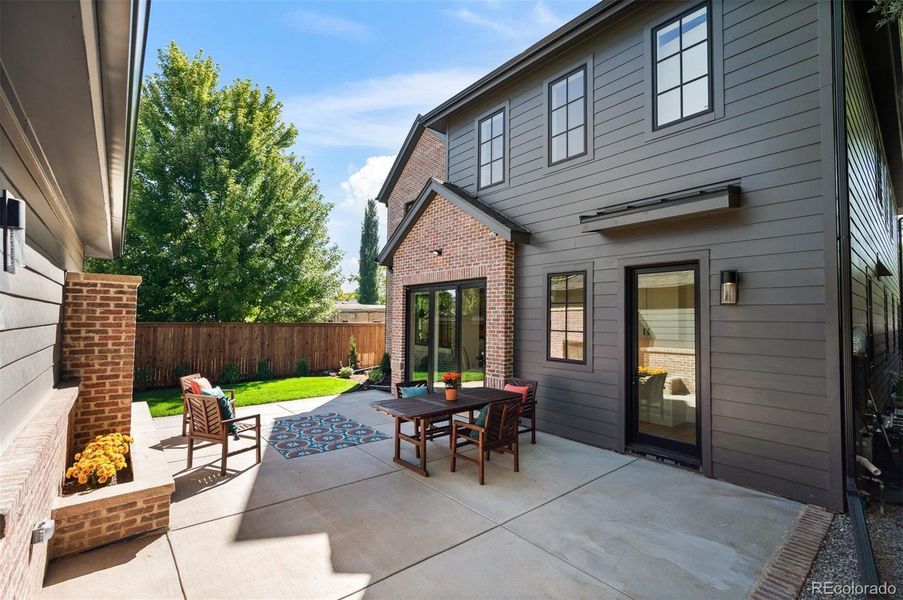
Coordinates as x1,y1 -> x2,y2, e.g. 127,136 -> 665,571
637,365 -> 667,376
66,432 -> 133,488
442,371 -> 461,389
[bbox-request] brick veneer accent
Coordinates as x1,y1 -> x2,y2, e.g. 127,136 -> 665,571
386,128 -> 447,237
62,272 -> 142,452
0,384 -> 78,600
388,194 -> 515,391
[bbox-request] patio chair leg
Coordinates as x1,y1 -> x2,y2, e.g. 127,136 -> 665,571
255,430 -> 262,465
187,438 -> 194,468
478,447 -> 485,485
531,411 -> 536,444
450,427 -> 457,472
486,448 -> 491,461
220,437 -> 228,477
514,442 -> 519,472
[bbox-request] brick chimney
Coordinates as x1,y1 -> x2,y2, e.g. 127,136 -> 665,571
62,272 -> 141,452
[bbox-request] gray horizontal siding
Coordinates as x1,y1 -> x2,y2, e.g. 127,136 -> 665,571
843,8 -> 900,416
1,82 -> 79,452
444,0 -> 839,506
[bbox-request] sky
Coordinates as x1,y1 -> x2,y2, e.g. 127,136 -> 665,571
144,0 -> 597,290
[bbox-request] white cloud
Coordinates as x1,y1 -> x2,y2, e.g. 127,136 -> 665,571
285,10 -> 369,40
446,1 -> 564,40
340,155 -> 395,212
283,68 -> 484,149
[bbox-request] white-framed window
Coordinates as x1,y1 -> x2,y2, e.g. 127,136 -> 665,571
478,109 -> 505,189
653,3 -> 711,129
549,66 -> 586,165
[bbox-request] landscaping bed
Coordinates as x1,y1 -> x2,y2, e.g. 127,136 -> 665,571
134,375 -> 358,417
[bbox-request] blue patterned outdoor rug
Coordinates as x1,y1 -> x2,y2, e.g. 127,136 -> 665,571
266,412 -> 390,459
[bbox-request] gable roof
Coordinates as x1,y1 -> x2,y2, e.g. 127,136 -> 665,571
375,117 -> 433,205
377,178 -> 530,268
420,0 -> 625,130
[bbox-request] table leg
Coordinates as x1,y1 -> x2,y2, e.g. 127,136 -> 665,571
394,417 -> 401,461
419,416 -> 428,475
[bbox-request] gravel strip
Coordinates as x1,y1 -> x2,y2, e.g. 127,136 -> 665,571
867,504 -> 903,598
800,513 -> 863,600
800,504 -> 903,599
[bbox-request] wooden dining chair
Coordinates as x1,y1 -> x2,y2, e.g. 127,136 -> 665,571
179,373 -> 235,436
450,394 -> 521,485
396,380 -> 452,455
184,393 -> 261,476
506,377 -> 539,444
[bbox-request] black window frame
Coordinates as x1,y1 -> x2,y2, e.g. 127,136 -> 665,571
546,270 -> 587,364
547,66 -> 588,166
477,108 -> 506,190
884,286 -> 890,356
651,1 -> 713,130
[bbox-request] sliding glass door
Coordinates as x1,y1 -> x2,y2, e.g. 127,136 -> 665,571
406,280 -> 485,388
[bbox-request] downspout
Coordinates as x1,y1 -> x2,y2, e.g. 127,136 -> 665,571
833,0 -> 880,586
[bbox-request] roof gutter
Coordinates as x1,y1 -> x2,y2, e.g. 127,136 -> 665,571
118,0 -> 151,256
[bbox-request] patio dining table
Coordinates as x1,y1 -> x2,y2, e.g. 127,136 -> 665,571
370,387 -> 522,477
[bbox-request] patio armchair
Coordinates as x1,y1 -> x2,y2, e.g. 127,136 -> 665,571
179,373 -> 235,436
396,380 -> 453,456
506,377 -> 539,444
450,394 -> 521,485
184,393 -> 261,476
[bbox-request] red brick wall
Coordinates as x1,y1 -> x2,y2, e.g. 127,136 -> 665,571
388,195 -> 515,391
386,128 -> 447,237
0,386 -> 77,600
384,127 -> 448,377
62,272 -> 141,452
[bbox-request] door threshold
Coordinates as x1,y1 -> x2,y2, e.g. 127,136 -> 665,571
627,443 -> 700,469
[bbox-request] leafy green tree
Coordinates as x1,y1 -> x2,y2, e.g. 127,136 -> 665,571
357,198 -> 380,304
87,43 -> 342,322
871,0 -> 903,26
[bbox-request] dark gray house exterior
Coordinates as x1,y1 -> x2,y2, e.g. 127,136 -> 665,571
378,0 -> 902,512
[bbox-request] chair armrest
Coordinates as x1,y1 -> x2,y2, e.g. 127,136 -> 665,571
221,389 -> 236,400
223,414 -> 260,427
452,419 -> 483,433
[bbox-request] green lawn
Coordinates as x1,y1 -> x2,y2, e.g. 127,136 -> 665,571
134,376 -> 358,418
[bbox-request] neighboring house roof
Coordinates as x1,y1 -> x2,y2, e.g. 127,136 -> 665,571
335,302 -> 386,312
377,178 -> 530,268
1,0 -> 150,258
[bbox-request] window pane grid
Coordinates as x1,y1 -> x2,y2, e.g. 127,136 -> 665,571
478,110 -> 505,188
549,67 -> 586,164
654,3 -> 710,128
548,271 -> 586,362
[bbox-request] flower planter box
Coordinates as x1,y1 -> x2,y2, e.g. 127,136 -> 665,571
49,403 -> 174,559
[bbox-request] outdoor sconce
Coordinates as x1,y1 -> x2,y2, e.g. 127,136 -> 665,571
2,189 -> 26,274
720,270 -> 738,305
431,248 -> 443,257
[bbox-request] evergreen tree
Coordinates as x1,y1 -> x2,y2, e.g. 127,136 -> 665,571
86,43 -> 342,322
357,198 -> 380,304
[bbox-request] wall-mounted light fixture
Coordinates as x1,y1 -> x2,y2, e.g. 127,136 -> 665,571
2,189 -> 26,274
720,270 -> 738,305
431,248 -> 443,257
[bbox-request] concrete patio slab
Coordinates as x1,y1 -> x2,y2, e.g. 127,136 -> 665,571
167,470 -> 495,599
42,534 -> 182,600
364,527 -> 631,599
167,443 -> 396,529
401,435 -> 637,523
505,458 -> 803,599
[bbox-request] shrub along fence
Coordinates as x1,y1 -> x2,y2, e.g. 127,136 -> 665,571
133,322 -> 385,389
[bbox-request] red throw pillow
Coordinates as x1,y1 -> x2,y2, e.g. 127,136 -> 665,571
504,384 -> 530,406
190,377 -> 213,395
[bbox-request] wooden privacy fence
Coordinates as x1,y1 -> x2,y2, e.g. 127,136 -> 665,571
134,322 -> 385,389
